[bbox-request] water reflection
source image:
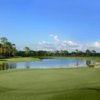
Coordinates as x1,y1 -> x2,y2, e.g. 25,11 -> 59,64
0,63 -> 16,71
25,62 -> 30,69
86,60 -> 95,65
86,60 -> 96,68
0,59 -> 96,70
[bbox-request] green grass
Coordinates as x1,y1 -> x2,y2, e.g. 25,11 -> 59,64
0,57 -> 40,63
36,56 -> 100,62
0,68 -> 100,100
0,56 -> 100,63
0,57 -> 100,100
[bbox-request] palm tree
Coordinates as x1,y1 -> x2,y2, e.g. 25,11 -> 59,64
0,37 -> 8,57
12,44 -> 17,57
4,42 -> 13,57
92,50 -> 96,53
0,43 -> 2,55
92,50 -> 96,56
0,37 -> 8,44
0,37 -> 17,57
86,49 -> 91,56
24,47 -> 30,56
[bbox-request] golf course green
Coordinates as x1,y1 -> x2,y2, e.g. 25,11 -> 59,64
0,68 -> 100,100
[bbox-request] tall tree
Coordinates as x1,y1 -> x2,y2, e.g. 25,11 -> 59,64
0,37 -> 8,44
92,50 -> 96,56
92,50 -> 96,53
24,47 -> 30,56
0,37 -> 17,57
86,49 -> 91,56
11,44 -> 17,57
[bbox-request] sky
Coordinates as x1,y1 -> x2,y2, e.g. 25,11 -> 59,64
0,0 -> 100,52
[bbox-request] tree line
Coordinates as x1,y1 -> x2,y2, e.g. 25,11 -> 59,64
18,49 -> 99,57
0,37 -> 100,58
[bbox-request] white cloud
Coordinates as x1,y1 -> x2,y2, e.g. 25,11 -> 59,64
35,34 -> 83,51
50,34 -> 60,42
92,42 -> 100,48
33,34 -> 100,52
63,40 -> 79,47
36,41 -> 55,51
38,41 -> 46,45
86,42 -> 100,52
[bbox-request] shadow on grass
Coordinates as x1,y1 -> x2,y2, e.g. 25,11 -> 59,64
83,87 -> 100,92
0,86 -> 16,93
49,87 -> 100,100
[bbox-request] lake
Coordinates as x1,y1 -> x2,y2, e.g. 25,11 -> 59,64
0,58 -> 96,70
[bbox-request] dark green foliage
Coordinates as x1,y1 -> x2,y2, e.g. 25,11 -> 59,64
16,50 -> 100,57
0,37 -> 17,58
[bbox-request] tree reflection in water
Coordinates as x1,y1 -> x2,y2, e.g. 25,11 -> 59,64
86,60 -> 96,68
25,62 -> 30,69
0,63 -> 16,71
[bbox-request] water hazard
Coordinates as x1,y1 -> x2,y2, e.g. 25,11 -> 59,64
0,58 -> 96,70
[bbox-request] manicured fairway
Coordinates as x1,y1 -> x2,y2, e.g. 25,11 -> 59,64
0,68 -> 100,100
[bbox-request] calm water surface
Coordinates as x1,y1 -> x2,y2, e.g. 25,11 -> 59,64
0,58 -> 96,70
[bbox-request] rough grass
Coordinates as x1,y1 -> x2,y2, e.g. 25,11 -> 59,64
0,68 -> 100,100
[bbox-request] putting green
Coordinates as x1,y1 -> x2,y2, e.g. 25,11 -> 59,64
0,68 -> 100,100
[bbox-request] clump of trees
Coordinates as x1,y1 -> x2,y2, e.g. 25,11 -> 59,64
17,48 -> 99,57
0,37 -> 17,58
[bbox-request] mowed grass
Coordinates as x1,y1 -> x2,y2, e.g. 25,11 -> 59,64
0,68 -> 100,100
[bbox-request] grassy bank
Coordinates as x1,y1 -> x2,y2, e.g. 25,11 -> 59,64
0,56 -> 100,62
0,57 -> 41,64
0,68 -> 100,100
37,56 -> 100,61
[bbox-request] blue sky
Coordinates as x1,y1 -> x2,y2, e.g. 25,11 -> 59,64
0,0 -> 100,51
